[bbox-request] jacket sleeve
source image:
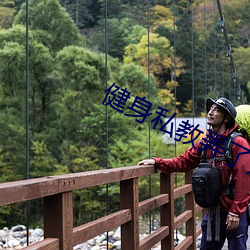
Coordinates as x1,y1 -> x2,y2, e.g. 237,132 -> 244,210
229,136 -> 250,215
153,141 -> 202,174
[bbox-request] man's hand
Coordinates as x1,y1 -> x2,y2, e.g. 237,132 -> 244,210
226,213 -> 240,230
137,159 -> 155,166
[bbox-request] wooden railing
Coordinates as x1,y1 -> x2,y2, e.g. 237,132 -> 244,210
0,165 -> 204,250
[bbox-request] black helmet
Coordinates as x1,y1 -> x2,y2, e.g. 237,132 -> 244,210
206,97 -> 237,119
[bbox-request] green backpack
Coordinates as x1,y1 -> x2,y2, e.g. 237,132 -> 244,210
235,105 -> 250,141
235,105 -> 250,223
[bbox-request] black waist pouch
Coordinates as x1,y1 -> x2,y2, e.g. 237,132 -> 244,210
192,162 -> 221,208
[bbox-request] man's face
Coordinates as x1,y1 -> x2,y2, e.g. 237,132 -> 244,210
207,104 -> 226,128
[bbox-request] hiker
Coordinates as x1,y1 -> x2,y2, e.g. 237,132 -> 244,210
137,97 -> 250,250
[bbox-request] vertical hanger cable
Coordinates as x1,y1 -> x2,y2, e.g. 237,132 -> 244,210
203,0 -> 207,99
191,0 -> 195,124
104,0 -> 109,247
213,0 -> 217,96
25,0 -> 30,245
147,0 -> 152,234
172,0 -> 179,245
216,0 -> 242,104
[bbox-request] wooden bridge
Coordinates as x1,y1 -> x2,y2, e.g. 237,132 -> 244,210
0,165 -> 206,250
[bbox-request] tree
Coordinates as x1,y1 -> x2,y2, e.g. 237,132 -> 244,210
115,63 -> 158,101
30,141 -> 58,177
46,46 -> 108,166
124,32 -> 185,85
234,46 -> 250,102
222,0 -> 250,45
0,25 -> 55,132
0,41 -> 25,101
0,6 -> 15,29
149,5 -> 174,33
86,17 -> 138,60
61,0 -> 102,29
0,112 -> 26,180
14,0 -> 84,52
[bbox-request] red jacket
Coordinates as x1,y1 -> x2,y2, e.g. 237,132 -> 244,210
154,124 -> 250,216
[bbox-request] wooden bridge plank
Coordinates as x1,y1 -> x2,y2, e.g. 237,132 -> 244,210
185,172 -> 197,250
139,194 -> 169,215
44,192 -> 73,250
22,238 -> 59,250
73,209 -> 131,245
175,236 -> 193,250
174,210 -> 192,229
120,178 -> 140,250
0,166 -> 204,250
0,165 -> 156,206
57,165 -> 156,192
174,184 -> 192,199
0,177 -> 59,206
196,226 -> 202,237
140,226 -> 169,250
161,173 -> 175,250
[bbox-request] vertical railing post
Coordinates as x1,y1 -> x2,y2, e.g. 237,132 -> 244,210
44,192 -> 73,250
120,178 -> 139,250
160,173 -> 174,250
185,171 -> 196,250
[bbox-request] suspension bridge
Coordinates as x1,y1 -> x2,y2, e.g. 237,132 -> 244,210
0,165 -> 209,249
1,165 -> 249,249
0,0 -> 249,249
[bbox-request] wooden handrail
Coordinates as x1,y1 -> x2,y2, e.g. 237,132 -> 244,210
0,165 -> 203,250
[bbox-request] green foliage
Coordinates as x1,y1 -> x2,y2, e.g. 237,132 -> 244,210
30,141 -> 56,177
53,46 -> 105,92
62,145 -> 99,173
86,17 -> 137,60
124,25 -> 147,45
0,40 -> 26,103
115,63 -> 158,101
0,0 -> 249,229
0,7 -> 15,29
14,0 -> 84,52
124,31 -> 185,91
234,46 -> 250,101
0,112 -> 26,180
61,0 -> 101,28
149,5 -> 174,32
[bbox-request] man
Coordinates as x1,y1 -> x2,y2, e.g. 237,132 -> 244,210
138,97 -> 250,250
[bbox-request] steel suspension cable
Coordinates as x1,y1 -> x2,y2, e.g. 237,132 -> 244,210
216,0 -> 242,104
191,0 -> 195,124
203,0 -> 207,98
228,64 -> 231,100
76,0 -> 79,27
104,0 -> 109,248
213,0 -> 217,96
172,0 -> 179,245
25,0 -> 30,245
218,33 -> 225,96
171,0 -> 177,180
173,0 -> 177,148
147,0 -> 152,234
147,0 -> 152,233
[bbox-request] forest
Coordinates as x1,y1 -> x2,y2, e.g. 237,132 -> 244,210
0,0 -> 249,228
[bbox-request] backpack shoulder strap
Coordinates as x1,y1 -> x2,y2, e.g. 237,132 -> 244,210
223,132 -> 242,200
200,144 -> 206,162
200,131 -> 242,164
223,132 -> 242,165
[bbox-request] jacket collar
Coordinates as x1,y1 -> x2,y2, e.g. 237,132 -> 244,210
220,124 -> 239,137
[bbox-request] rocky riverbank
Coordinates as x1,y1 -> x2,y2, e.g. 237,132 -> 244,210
0,225 -> 43,249
0,225 -> 188,249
